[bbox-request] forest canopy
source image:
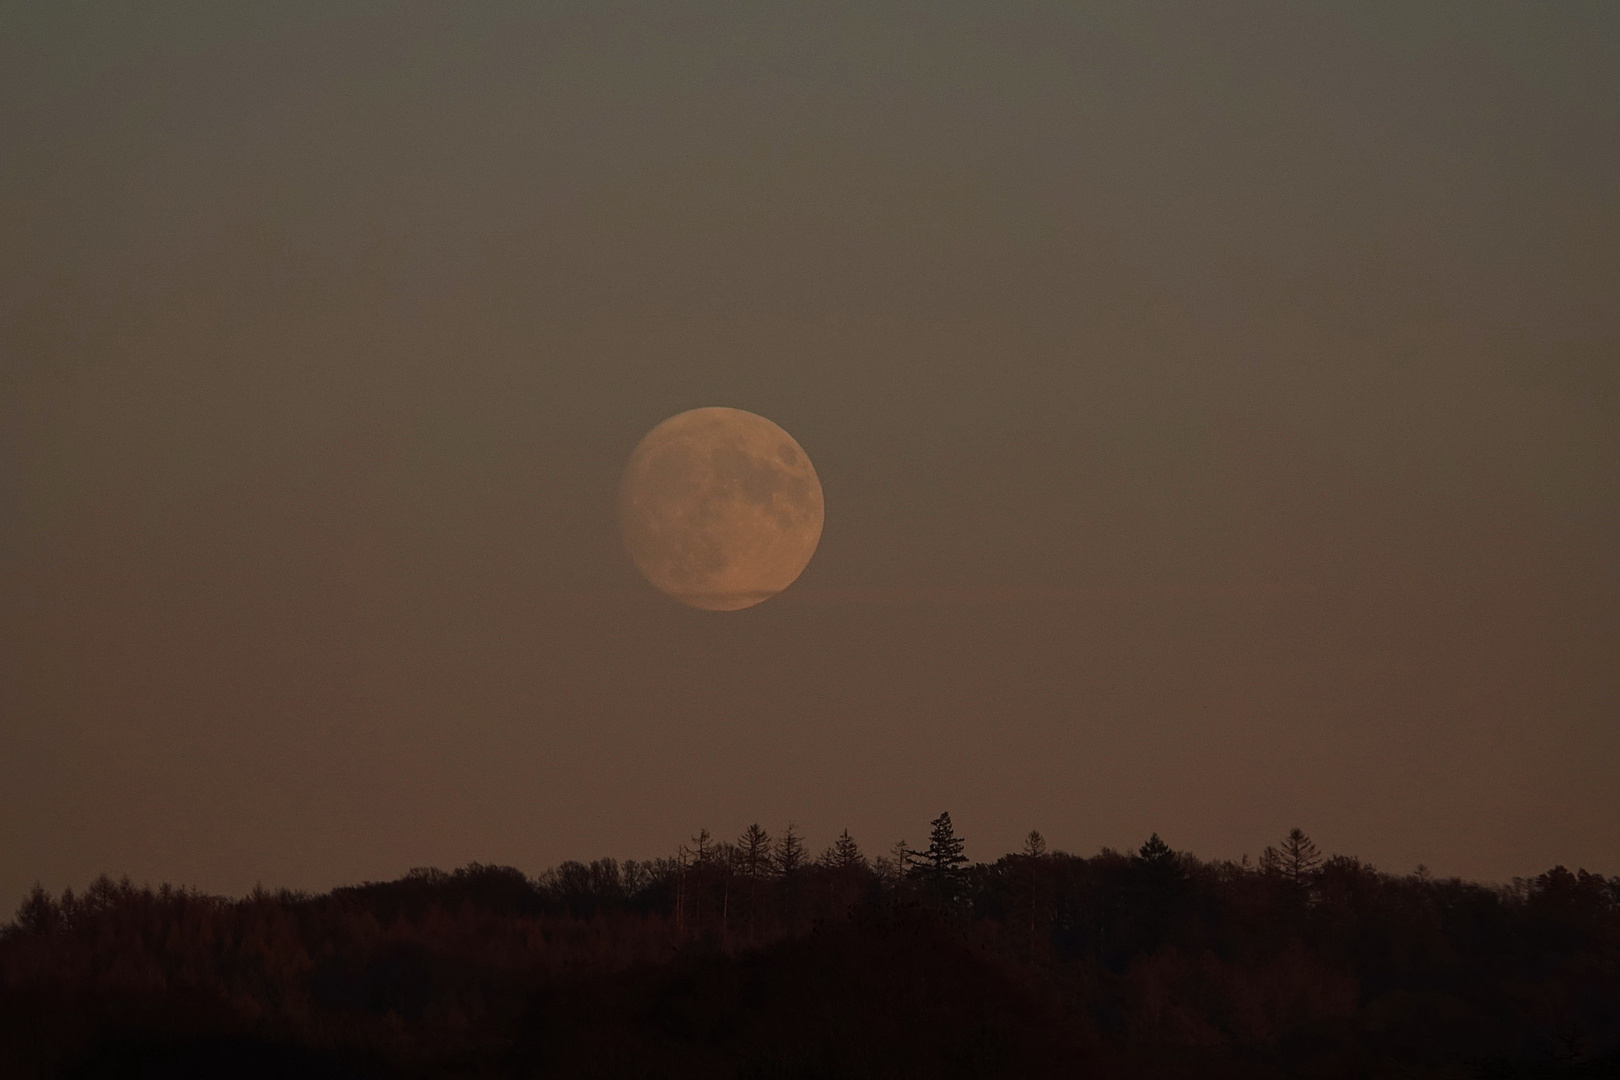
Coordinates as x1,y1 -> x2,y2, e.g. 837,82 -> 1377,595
3,823 -> 1617,1079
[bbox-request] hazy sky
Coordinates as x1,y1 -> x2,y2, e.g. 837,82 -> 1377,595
3,2 -> 1616,913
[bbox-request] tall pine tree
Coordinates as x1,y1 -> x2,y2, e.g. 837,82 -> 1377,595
918,812 -> 967,873
1280,827 -> 1321,885
911,812 -> 968,906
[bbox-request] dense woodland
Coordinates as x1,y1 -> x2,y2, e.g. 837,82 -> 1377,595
2,817 -> 1616,1079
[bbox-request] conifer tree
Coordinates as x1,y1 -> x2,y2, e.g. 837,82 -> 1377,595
774,823 -> 806,875
1260,828 -> 1322,886
1023,830 -> 1048,858
909,812 -> 968,907
1259,844 -> 1283,876
737,824 -> 772,878
1137,833 -> 1175,865
915,812 -> 968,876
1280,827 -> 1322,885
13,884 -> 58,935
831,829 -> 865,871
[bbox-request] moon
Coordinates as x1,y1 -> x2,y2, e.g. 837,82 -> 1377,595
619,408 -> 824,611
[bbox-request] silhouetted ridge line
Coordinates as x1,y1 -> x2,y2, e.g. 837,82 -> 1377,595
4,826 -> 1617,1078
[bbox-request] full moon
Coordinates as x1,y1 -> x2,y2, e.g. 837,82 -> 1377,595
619,407 -> 824,611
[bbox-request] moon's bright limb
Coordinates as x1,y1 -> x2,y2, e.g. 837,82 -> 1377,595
619,408 -> 824,611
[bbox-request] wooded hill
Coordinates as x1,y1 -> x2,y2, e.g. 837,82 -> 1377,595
4,818 -> 1616,1078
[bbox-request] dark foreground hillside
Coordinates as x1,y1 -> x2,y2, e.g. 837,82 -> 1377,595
2,826 -> 1617,1079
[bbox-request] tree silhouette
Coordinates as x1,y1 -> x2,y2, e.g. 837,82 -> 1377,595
775,823 -> 806,876
1262,828 -> 1322,886
675,828 -> 714,932
831,829 -> 865,871
13,884 -> 58,935
873,839 -> 910,886
911,813 -> 968,907
1018,832 -> 1049,958
1280,828 -> 1321,885
1259,845 -> 1281,876
1136,833 -> 1175,865
738,824 -> 772,878
735,824 -> 773,942
4,826 -> 1617,1077
913,813 -> 967,875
